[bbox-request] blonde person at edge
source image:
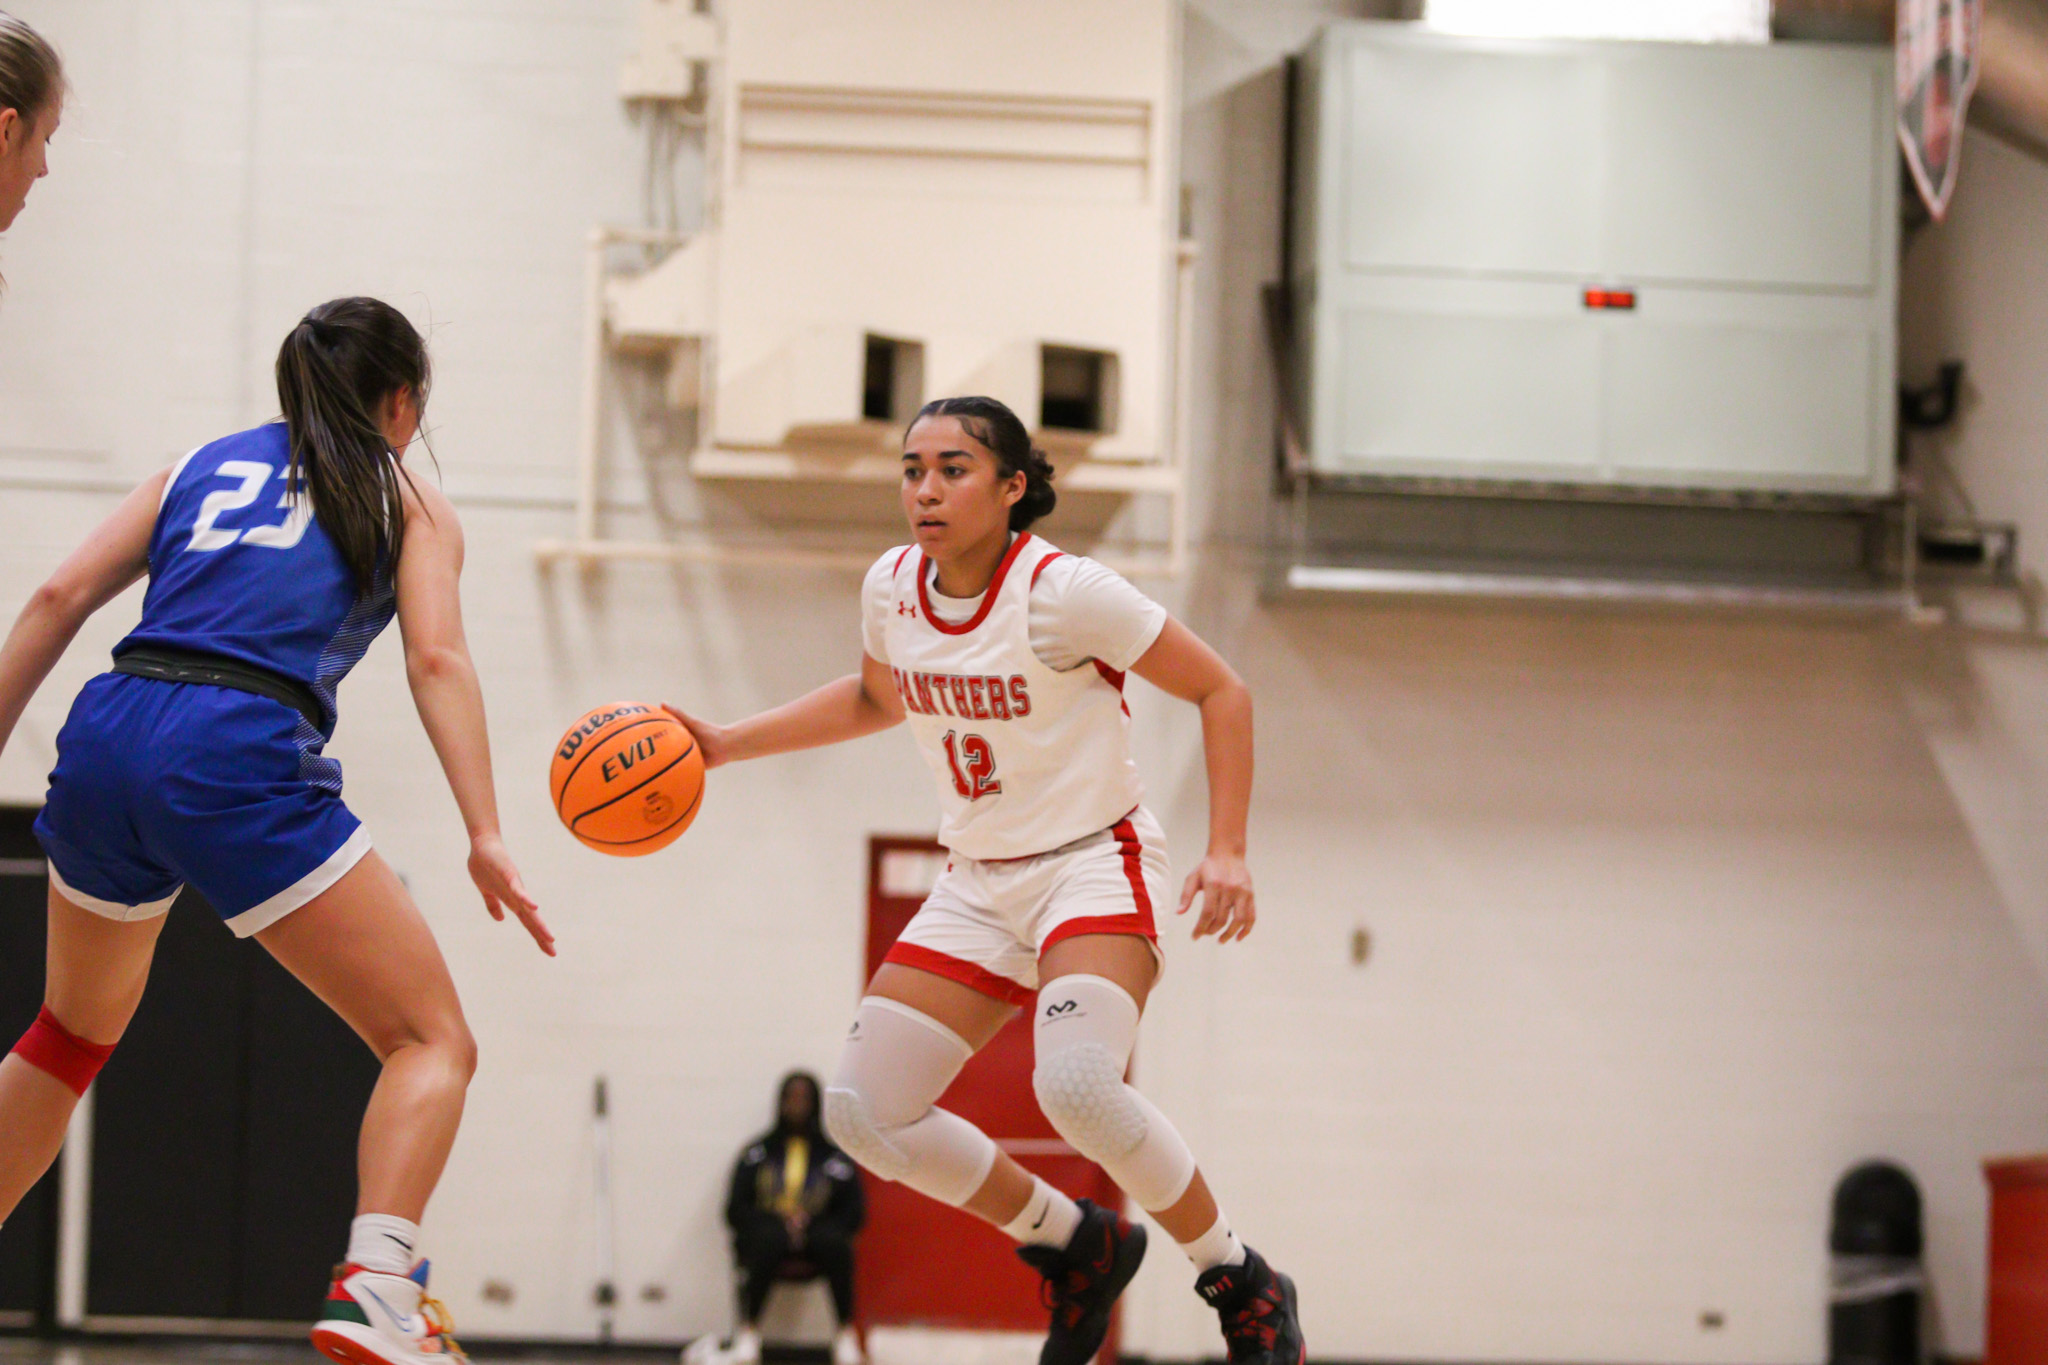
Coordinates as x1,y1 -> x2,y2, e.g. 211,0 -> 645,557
0,296 -> 553,1365
666,396 -> 1305,1365
0,10 -> 60,240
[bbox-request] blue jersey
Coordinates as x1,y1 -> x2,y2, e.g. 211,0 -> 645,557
115,423 -> 397,786
39,422 -> 398,931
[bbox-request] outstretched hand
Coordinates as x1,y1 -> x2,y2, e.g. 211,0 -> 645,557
469,832 -> 555,956
662,703 -> 732,769
1180,852 -> 1256,943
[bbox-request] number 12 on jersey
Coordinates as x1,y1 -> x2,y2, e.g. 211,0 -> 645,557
942,730 -> 1002,800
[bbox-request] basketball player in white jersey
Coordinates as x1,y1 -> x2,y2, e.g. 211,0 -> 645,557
667,396 -> 1304,1365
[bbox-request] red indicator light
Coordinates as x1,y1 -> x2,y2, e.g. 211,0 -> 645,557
1583,287 -> 1637,310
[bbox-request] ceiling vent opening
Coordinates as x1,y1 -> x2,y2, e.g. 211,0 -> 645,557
1039,345 -> 1119,434
862,333 -> 924,424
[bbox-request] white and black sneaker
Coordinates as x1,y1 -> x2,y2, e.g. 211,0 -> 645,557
680,1326 -> 759,1365
830,1324 -> 866,1365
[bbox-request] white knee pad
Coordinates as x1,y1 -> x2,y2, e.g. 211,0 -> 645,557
1033,975 -> 1196,1213
825,997 -> 997,1207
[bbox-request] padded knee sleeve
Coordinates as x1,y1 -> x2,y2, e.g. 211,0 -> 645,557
822,1085 -> 910,1181
825,998 -> 997,1207
9,1006 -> 116,1098
1033,975 -> 1196,1213
1036,1040 -> 1148,1157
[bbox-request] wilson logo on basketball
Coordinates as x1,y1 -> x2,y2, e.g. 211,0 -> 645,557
555,704 -> 653,762
643,790 -> 675,823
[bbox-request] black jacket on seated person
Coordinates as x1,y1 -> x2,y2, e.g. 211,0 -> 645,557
724,1071 -> 865,1325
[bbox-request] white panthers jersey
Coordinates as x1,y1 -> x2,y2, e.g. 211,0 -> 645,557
872,534 -> 1148,861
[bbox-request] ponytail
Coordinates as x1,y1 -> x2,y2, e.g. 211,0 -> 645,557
274,297 -> 431,591
909,395 -> 1057,531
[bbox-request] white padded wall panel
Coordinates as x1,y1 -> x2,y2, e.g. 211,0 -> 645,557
1339,309 -> 1601,475
1602,43 -> 1887,290
1341,41 -> 1604,277
1606,321 -> 1876,482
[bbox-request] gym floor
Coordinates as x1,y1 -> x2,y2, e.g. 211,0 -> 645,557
0,1343 -> 838,1365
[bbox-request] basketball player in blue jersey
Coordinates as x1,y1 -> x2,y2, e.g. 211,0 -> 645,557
0,297 -> 552,1365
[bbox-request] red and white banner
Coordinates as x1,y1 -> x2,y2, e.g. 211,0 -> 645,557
1897,0 -> 1982,220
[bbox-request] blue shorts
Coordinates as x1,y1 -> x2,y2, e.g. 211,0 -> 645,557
34,672 -> 370,937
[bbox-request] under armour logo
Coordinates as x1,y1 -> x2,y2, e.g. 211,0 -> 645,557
897,601 -> 917,617
1044,1000 -> 1079,1018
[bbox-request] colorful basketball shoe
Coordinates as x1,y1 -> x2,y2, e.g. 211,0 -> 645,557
1017,1198 -> 1148,1365
312,1260 -> 467,1365
1194,1247 -> 1305,1365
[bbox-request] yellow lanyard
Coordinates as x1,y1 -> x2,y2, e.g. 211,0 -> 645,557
775,1137 -> 809,1214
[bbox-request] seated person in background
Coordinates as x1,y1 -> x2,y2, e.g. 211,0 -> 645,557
692,1071 -> 866,1365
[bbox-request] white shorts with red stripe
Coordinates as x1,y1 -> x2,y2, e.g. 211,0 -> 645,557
884,806 -> 1168,1007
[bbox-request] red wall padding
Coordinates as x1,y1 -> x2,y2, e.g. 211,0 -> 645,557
1986,1156 -> 2048,1365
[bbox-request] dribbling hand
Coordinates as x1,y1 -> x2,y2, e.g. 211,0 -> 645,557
661,704 -> 732,768
1181,852 -> 1256,943
469,831 -> 555,956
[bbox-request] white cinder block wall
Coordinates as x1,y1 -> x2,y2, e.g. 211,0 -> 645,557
4,3 -> 2048,1361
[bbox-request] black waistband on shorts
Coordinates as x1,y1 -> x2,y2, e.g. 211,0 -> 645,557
111,645 -> 326,731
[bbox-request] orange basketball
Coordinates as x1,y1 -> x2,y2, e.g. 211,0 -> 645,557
550,702 -> 704,856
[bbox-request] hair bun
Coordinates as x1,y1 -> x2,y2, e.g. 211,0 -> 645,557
1015,444 -> 1057,528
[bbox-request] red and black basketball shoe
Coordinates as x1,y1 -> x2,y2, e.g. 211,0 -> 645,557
1195,1248 -> 1305,1364
1017,1198 -> 1148,1365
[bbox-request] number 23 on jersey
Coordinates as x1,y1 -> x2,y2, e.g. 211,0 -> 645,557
188,460 -> 313,553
